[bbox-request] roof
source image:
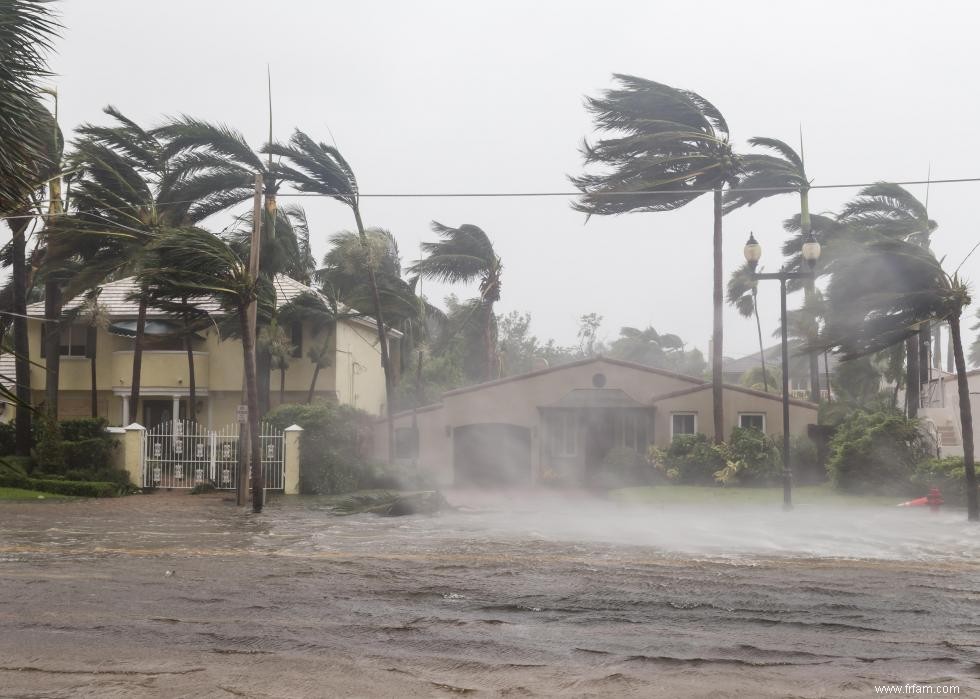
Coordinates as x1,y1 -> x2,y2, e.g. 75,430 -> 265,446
543,388 -> 647,410
0,353 -> 14,391
723,343 -> 839,377
649,382 -> 818,409
27,274 -> 401,337
441,355 -> 707,399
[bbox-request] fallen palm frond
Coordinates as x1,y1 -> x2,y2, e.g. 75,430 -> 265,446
331,490 -> 451,517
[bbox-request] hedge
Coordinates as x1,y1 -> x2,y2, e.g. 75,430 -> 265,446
0,468 -> 121,497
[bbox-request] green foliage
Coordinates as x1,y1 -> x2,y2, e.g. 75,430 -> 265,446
652,434 -> 726,485
607,326 -> 706,376
827,409 -> 931,495
32,415 -> 64,474
593,446 -> 644,489
0,422 -> 15,456
740,366 -> 780,392
0,468 -> 121,497
59,417 -> 109,442
790,434 -> 821,483
63,438 -> 115,472
264,402 -> 376,495
831,357 -> 883,405
721,427 -> 782,486
911,457 -> 973,507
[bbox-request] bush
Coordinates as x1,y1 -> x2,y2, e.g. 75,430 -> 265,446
60,418 -> 109,442
0,421 -> 16,455
790,434 -> 822,484
28,478 -> 120,497
722,427 -> 781,486
911,457 -> 973,506
653,434 -> 726,485
592,446 -> 644,489
32,415 -> 65,474
827,409 -> 931,495
264,401 -> 377,495
63,437 -> 116,472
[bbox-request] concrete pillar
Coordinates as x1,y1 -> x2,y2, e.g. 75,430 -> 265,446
121,395 -> 129,426
123,423 -> 145,488
172,395 -> 180,424
283,424 -> 303,495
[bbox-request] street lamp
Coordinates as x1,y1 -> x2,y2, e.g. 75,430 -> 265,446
744,231 -> 821,510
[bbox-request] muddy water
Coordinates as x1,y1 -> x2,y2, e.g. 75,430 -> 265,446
0,493 -> 977,698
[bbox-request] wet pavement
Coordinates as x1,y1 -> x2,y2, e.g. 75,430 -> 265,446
0,492 -> 977,697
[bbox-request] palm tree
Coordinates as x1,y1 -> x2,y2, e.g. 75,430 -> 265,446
59,107 -> 193,424
838,183 -> 936,418
571,75 -> 740,443
724,137 -> 822,402
306,338 -> 331,404
259,320 -> 293,405
0,0 -> 58,452
607,326 -> 684,367
76,295 -> 109,417
266,130 -> 397,460
821,238 -> 977,521
727,261 -> 770,392
409,222 -> 502,382
139,227 -> 270,512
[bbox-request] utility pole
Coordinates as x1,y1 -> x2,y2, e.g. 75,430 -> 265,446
238,174 -> 263,506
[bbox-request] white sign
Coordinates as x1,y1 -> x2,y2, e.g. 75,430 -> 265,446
236,405 -> 248,423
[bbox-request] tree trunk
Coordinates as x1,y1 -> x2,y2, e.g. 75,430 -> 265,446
932,322 -> 942,370
486,302 -> 495,382
823,352 -> 832,403
946,324 -> 954,373
947,313 -> 978,521
280,367 -> 286,405
183,307 -> 196,422
307,364 -> 320,404
10,216 -> 32,456
906,333 -> 920,419
800,188 -> 822,403
43,279 -> 61,419
129,296 -> 147,424
752,291 -> 769,392
353,205 -> 395,463
89,327 -> 98,418
257,345 -> 271,417
239,305 -> 263,513
919,324 -> 930,388
711,187 -> 724,443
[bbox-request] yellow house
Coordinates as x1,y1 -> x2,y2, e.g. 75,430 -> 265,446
5,275 -> 398,428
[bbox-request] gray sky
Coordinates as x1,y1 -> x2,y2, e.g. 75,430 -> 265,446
40,0 -> 980,359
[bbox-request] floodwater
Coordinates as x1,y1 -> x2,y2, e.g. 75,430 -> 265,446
0,492 -> 977,698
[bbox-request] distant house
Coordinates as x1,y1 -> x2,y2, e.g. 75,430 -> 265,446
0,275 -> 399,427
375,356 -> 817,487
722,344 -> 838,400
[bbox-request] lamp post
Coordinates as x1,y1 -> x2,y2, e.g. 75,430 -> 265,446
744,231 -> 821,510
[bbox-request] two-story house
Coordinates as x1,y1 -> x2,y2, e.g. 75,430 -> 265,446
1,275 -> 398,428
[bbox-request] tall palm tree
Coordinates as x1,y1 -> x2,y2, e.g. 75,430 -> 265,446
727,261 -> 770,392
0,0 -> 59,453
409,222 -> 502,382
76,295 -> 108,417
139,227 -> 271,512
59,107 -> 194,424
838,183 -> 936,418
266,130 -> 397,460
821,238 -> 976,521
723,137 -> 822,402
607,326 -> 684,366
571,75 -> 740,443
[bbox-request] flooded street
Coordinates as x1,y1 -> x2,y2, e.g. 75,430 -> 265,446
0,493 -> 977,698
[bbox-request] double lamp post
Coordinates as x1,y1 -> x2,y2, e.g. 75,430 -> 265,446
743,231 -> 822,510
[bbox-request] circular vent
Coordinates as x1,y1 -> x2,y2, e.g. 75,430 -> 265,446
592,372 -> 607,388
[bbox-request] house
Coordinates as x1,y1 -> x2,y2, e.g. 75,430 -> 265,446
1,275 -> 398,428
375,356 -> 817,487
722,343 -> 838,400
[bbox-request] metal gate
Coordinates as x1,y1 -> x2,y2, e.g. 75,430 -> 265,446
142,419 -> 284,491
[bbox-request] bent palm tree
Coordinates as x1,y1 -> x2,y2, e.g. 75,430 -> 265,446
727,262 -> 770,392
267,130 -> 396,460
571,75 -> 740,442
821,238 -> 977,521
409,222 -> 502,381
724,137 -> 822,401
139,227 -> 271,512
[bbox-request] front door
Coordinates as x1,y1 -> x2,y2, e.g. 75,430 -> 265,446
142,399 -> 184,429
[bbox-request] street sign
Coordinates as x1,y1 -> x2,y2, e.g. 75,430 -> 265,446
236,404 -> 248,423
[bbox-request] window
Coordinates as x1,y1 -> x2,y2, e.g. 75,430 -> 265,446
394,427 -> 419,459
59,325 -> 88,357
548,412 -> 577,457
671,413 -> 697,438
739,413 -> 765,431
291,322 -> 303,358
613,411 -> 647,452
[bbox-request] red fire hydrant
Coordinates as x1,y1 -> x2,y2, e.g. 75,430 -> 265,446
927,486 -> 944,513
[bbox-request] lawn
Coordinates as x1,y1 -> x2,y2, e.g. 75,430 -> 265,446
609,483 -> 902,507
0,487 -> 76,502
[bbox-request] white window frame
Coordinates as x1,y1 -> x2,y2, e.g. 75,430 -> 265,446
670,412 -> 698,439
738,413 -> 766,432
59,324 -> 89,358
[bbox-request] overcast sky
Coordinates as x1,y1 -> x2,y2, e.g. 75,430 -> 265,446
35,0 -> 980,359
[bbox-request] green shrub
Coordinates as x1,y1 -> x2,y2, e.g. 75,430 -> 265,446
60,418 -> 109,442
911,457 -> 973,506
63,466 -> 130,486
654,434 -> 726,485
32,415 -> 65,474
264,401 -> 376,495
593,446 -> 644,489
790,434 -> 822,484
827,410 -> 930,495
723,427 -> 781,486
28,478 -> 120,497
63,437 -> 116,472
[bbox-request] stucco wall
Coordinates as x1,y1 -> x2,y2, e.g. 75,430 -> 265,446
334,320 -> 388,416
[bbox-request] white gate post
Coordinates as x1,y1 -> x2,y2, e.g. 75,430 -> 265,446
283,424 -> 303,495
209,430 -> 217,481
123,423 -> 145,487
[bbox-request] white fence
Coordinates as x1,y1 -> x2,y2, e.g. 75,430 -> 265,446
142,419 -> 284,491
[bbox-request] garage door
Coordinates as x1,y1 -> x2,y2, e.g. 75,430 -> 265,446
453,423 -> 532,486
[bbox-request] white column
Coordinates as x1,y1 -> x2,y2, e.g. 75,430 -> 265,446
172,395 -> 181,424
121,395 -> 129,426
207,396 -> 213,429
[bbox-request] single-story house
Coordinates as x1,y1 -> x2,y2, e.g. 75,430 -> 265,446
374,356 -> 818,487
